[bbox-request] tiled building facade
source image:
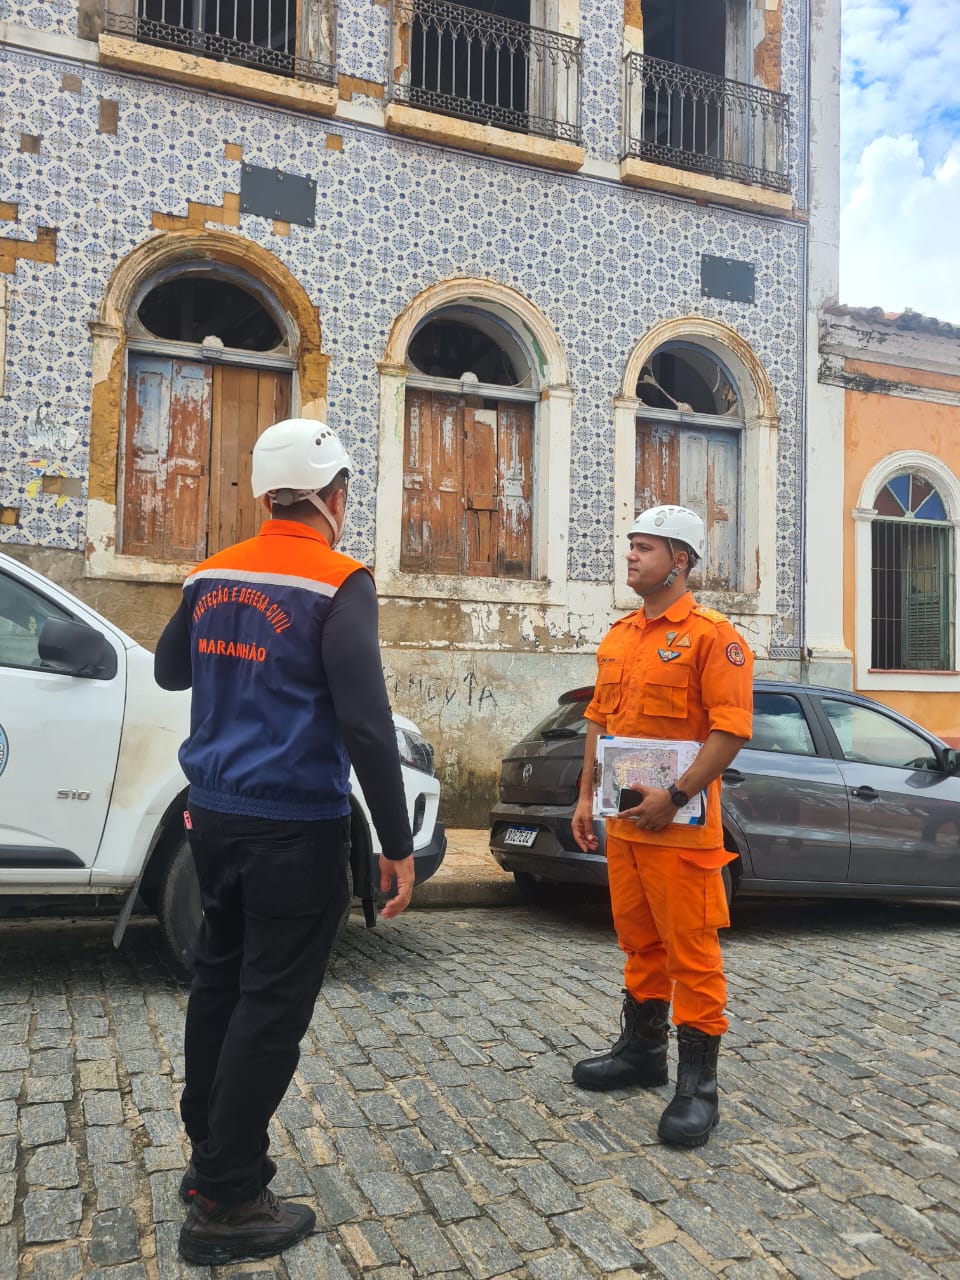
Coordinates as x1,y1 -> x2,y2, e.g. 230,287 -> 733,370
0,0 -> 842,820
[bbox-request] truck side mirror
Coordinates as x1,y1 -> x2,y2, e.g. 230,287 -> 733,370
944,748 -> 960,775
38,618 -> 117,679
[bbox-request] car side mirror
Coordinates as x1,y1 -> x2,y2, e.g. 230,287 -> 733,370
38,617 -> 117,679
944,748 -> 960,775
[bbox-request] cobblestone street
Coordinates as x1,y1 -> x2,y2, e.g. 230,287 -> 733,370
3,894 -> 960,1279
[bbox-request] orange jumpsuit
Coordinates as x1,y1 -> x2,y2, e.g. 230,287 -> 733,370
584,592 -> 753,1036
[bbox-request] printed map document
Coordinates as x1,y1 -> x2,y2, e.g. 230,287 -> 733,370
594,736 -> 706,825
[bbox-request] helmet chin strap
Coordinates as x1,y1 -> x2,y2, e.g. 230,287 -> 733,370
306,492 -> 344,546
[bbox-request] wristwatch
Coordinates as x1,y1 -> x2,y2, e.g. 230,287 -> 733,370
667,783 -> 689,808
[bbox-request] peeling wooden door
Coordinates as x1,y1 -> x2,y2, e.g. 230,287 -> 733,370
122,355 -> 211,561
496,402 -> 533,578
401,388 -> 463,575
635,419 -> 740,589
402,391 -> 534,578
209,366 -> 291,554
123,355 -> 291,562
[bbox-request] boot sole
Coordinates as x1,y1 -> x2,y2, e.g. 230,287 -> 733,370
658,1111 -> 720,1148
572,1072 -> 669,1091
179,1215 -> 315,1265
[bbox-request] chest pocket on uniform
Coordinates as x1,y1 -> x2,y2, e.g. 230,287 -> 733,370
643,664 -> 689,718
594,659 -> 624,714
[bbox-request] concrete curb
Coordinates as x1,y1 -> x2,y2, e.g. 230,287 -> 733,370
411,876 -> 520,908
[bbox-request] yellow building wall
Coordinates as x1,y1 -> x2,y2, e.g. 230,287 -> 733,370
844,359 -> 960,743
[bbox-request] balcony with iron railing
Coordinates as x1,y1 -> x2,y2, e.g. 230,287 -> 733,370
103,0 -> 336,84
622,52 -> 790,202
387,0 -> 582,149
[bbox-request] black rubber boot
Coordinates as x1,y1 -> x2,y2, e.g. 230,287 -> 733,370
657,1025 -> 721,1147
178,1188 -> 315,1265
572,993 -> 670,1090
179,1146 -> 278,1205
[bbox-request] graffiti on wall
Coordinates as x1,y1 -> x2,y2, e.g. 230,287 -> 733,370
384,668 -> 499,715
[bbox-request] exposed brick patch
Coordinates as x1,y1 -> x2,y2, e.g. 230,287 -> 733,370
151,195 -> 240,231
272,220 -> 291,237
0,507 -> 20,525
0,227 -> 57,275
98,100 -> 120,134
19,134 -> 41,154
41,475 -> 84,497
0,203 -> 18,222
338,74 -> 385,101
224,142 -> 243,161
754,8 -> 782,93
325,135 -> 344,151
61,74 -> 83,94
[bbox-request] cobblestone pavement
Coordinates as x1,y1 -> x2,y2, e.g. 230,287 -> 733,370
3,895 -> 960,1279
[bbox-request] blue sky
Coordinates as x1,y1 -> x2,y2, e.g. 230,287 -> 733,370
840,0 -> 960,321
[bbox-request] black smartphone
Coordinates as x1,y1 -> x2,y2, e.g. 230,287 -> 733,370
617,787 -> 645,811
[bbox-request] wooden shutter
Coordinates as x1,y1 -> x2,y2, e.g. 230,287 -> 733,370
635,419 -> 740,590
464,407 -> 498,576
401,389 -> 464,575
209,367 -> 291,554
496,402 -> 533,578
122,355 -> 211,561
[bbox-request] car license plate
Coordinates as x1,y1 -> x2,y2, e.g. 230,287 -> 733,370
504,826 -> 538,847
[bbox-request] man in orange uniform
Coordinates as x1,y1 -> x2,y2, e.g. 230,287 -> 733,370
571,505 -> 752,1147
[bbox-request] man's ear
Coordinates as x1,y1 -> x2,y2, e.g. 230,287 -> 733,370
261,495 -> 273,515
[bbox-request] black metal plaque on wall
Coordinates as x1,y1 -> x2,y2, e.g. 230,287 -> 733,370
700,254 -> 756,304
240,164 -> 317,228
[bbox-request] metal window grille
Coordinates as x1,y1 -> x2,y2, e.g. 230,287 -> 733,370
104,0 -> 336,84
389,0 -> 582,144
622,53 -> 790,192
871,519 -> 954,671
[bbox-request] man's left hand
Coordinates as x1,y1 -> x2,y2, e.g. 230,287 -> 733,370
618,786 -> 675,832
379,854 -> 415,919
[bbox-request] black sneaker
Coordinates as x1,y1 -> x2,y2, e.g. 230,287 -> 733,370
178,1188 -> 315,1265
179,1153 -> 279,1205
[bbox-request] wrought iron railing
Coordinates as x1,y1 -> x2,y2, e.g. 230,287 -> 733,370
623,53 -> 790,192
104,0 -> 336,84
389,0 -> 582,144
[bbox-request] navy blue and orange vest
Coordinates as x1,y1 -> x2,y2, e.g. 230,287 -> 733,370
179,520 -> 369,821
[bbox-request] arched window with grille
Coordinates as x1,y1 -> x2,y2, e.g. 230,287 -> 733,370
871,473 -> 955,671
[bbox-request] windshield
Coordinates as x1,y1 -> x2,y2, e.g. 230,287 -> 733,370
524,695 -> 590,740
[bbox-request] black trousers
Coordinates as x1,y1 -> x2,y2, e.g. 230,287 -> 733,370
179,803 -> 351,1203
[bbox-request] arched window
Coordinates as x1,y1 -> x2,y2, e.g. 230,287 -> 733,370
634,341 -> 743,590
400,306 -> 538,579
872,473 -> 954,671
120,268 -> 295,562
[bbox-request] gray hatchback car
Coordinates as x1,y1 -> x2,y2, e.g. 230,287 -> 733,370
489,680 -> 960,904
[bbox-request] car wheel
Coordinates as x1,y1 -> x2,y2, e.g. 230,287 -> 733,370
158,836 -> 202,981
721,862 -> 737,911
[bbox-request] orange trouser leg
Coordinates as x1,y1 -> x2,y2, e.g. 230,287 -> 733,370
606,834 -> 730,1036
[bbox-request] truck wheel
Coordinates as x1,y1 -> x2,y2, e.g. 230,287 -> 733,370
158,837 -> 201,981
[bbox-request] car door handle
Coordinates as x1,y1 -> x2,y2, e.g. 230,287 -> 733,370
722,769 -> 744,785
850,785 -> 879,801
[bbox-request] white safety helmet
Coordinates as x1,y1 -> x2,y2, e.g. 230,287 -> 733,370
251,418 -> 352,501
628,505 -> 705,561
252,419 -> 352,545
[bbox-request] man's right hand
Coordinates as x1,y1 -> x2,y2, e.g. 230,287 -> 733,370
572,796 -> 600,853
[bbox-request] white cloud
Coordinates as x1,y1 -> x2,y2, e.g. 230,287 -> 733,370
840,0 -> 960,316
840,134 -> 960,319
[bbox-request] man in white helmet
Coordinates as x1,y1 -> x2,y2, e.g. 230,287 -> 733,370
571,504 -> 753,1148
154,418 -> 415,1265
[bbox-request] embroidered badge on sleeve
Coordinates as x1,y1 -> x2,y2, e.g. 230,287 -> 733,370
726,642 -> 746,667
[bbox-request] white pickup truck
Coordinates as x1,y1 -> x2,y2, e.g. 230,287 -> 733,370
0,551 -> 446,974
